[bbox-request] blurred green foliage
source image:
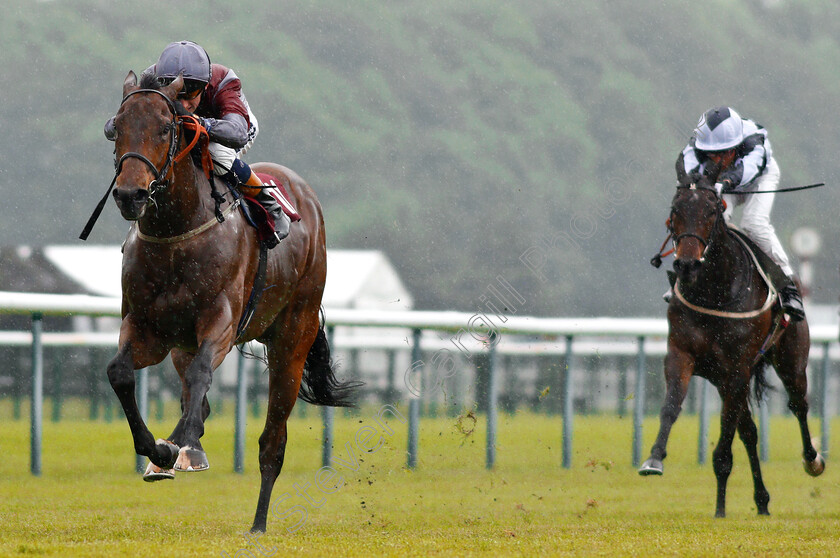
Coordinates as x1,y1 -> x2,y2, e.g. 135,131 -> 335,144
3,0 -> 839,315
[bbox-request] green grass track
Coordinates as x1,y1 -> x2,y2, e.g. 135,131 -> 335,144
1,401 -> 839,557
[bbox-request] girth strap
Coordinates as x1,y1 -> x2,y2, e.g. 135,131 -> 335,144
236,242 -> 268,340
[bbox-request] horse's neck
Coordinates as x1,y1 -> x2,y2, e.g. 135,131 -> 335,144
688,227 -> 755,306
139,160 -> 214,238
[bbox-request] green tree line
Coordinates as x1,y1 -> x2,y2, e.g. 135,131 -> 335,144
2,0 -> 838,316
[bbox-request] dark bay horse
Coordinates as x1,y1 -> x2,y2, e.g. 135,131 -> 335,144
103,71 -> 357,532
640,174 -> 824,517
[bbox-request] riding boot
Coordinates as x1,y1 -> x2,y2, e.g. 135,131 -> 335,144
780,279 -> 805,321
255,188 -> 291,247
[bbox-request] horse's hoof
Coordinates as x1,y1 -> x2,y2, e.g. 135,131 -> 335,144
638,458 -> 664,476
803,453 -> 826,477
143,461 -> 175,482
151,438 -> 180,469
174,446 -> 210,472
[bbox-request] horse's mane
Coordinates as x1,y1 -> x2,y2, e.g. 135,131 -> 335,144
135,72 -> 190,117
138,72 -> 162,90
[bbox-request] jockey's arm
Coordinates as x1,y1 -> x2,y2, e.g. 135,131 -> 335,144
719,135 -> 767,190
200,112 -> 249,150
103,108 -> 249,151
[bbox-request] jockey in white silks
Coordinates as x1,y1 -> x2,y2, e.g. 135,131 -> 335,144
673,106 -> 804,321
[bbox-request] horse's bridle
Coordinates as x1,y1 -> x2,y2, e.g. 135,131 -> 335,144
650,182 -> 726,267
80,87 -> 211,241
668,183 -> 726,263
114,88 -> 181,197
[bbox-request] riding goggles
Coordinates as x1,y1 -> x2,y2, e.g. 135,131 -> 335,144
158,77 -> 206,100
177,81 -> 206,100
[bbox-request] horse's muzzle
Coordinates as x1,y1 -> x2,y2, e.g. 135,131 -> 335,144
673,258 -> 703,284
113,187 -> 149,220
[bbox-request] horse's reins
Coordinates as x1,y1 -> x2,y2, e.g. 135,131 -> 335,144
672,231 -> 777,319
651,181 -> 825,267
80,89 -> 219,241
651,182 -> 721,268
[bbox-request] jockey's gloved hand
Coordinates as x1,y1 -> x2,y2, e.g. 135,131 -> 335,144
199,117 -> 215,134
720,178 -> 736,193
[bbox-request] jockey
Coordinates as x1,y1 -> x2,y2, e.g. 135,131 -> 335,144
675,106 -> 805,321
105,40 -> 290,247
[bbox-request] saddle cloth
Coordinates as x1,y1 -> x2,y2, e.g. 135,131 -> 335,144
255,173 -> 302,222
236,173 -> 302,244
727,226 -> 787,293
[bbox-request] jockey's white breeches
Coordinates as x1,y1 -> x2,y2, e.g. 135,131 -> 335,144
722,157 -> 794,277
208,107 -> 259,176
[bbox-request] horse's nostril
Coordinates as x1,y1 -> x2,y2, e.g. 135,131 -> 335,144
134,189 -> 150,202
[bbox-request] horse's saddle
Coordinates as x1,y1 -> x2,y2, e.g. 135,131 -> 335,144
726,225 -> 789,296
237,173 -> 301,244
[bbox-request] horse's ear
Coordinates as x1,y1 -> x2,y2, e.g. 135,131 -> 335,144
704,159 -> 721,179
162,74 -> 185,101
122,71 -> 138,97
675,153 -> 691,186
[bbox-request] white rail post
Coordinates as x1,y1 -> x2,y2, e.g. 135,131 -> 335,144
485,332 -> 498,470
321,326 -> 336,468
30,313 -> 43,476
134,367 -> 149,473
234,349 -> 248,473
698,379 -> 710,465
821,342 -> 831,458
407,328 -> 422,469
562,335 -> 574,469
631,336 -> 646,468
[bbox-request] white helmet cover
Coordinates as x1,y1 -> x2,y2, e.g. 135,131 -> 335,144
694,107 -> 744,152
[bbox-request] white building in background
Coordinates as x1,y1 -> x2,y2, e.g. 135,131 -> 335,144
42,245 -> 415,311
40,245 -> 415,396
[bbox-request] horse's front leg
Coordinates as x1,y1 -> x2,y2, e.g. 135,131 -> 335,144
106,328 -> 177,470
170,312 -> 236,472
639,345 -> 694,475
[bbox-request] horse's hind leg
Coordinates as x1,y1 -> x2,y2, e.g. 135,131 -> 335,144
775,324 -> 825,476
167,340 -> 225,472
712,387 -> 748,518
166,349 -> 211,445
251,310 -> 320,533
737,409 -> 770,515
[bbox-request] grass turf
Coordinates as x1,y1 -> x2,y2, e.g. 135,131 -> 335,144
0,401 -> 838,557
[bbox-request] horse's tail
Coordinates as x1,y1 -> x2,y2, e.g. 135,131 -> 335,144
298,319 -> 362,408
752,361 -> 773,403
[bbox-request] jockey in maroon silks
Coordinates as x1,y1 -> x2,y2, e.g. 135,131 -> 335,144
106,40 -> 290,246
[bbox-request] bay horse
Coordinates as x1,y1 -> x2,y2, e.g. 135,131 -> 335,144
640,172 -> 824,517
100,71 -> 358,532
